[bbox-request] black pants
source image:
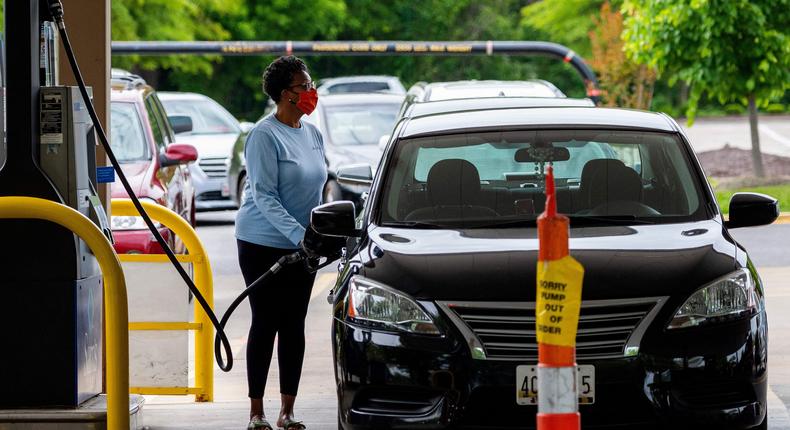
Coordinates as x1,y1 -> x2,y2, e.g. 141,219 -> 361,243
237,239 -> 316,398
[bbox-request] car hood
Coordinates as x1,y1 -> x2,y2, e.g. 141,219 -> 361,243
359,220 -> 739,302
110,161 -> 151,198
175,133 -> 239,159
326,144 -> 382,172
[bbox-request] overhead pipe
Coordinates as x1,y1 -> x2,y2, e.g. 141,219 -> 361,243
111,40 -> 601,103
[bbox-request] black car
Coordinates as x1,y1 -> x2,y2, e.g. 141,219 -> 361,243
309,104 -> 777,429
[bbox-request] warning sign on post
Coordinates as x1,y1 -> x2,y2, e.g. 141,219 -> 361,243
535,255 -> 584,347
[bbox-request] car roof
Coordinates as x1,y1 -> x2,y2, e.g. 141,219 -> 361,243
417,79 -> 565,100
406,97 -> 594,118
400,107 -> 677,138
318,92 -> 405,106
157,91 -> 211,101
110,69 -> 150,99
319,75 -> 400,84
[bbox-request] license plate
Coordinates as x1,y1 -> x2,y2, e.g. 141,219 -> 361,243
516,365 -> 595,405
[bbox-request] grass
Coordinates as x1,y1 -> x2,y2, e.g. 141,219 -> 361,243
713,183 -> 790,214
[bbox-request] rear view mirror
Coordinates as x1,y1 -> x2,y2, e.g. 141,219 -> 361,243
310,201 -> 360,237
515,147 -> 570,163
337,164 -> 373,186
160,143 -> 198,167
168,115 -> 193,134
726,192 -> 779,229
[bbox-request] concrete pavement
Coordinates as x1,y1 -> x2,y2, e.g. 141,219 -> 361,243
142,273 -> 338,429
681,115 -> 790,157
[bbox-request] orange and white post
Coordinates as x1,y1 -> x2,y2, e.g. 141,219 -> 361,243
535,166 -> 585,430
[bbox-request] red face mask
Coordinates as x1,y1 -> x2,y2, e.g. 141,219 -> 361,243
291,88 -> 318,115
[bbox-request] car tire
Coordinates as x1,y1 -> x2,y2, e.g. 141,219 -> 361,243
753,414 -> 767,430
337,410 -> 344,430
324,179 -> 343,203
237,172 -> 247,206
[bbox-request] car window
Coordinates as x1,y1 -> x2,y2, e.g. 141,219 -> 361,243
427,84 -> 558,101
324,103 -> 400,146
144,96 -> 167,150
151,95 -> 176,143
325,82 -> 391,94
110,102 -> 149,163
161,98 -> 240,135
379,129 -> 706,227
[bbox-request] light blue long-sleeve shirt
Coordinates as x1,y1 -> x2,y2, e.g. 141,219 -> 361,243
235,114 -> 327,249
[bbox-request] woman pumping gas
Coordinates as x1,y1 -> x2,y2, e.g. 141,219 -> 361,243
235,56 -> 324,430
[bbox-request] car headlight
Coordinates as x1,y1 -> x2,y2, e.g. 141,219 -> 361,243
110,215 -> 161,231
347,276 -> 440,335
668,269 -> 760,329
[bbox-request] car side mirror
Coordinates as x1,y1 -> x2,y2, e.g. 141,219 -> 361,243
310,201 -> 360,237
160,143 -> 198,167
337,164 -> 373,187
726,192 -> 779,229
239,121 -> 254,134
168,115 -> 193,134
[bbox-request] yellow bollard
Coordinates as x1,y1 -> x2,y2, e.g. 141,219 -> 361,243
112,198 -> 214,402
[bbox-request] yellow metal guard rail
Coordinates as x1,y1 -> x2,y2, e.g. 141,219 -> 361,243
111,198 -> 214,402
0,196 -> 129,430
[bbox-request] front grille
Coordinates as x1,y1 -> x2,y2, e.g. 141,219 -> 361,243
198,156 -> 229,179
439,298 -> 665,361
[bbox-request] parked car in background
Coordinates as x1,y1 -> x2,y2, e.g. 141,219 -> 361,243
158,92 -> 253,211
399,79 -> 570,117
228,92 -> 403,209
313,101 -> 775,429
109,70 -> 197,254
317,75 -> 406,96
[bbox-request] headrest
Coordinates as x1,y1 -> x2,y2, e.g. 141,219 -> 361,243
427,159 -> 481,206
580,159 -> 641,208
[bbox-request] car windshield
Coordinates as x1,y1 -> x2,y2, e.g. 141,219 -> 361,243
324,103 -> 400,146
325,82 -> 392,94
379,129 -> 708,228
161,98 -> 240,135
110,102 -> 149,163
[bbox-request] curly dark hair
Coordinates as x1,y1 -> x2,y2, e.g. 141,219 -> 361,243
262,56 -> 308,104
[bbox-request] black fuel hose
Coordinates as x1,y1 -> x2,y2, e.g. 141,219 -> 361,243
47,0 -> 243,371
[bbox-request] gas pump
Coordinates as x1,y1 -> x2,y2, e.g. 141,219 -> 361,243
0,0 -> 108,408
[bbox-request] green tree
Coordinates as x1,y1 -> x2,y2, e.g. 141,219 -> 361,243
521,0 -> 607,59
111,0 -> 238,78
623,0 -> 790,177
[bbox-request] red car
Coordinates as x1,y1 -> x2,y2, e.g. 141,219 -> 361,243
109,69 -> 197,254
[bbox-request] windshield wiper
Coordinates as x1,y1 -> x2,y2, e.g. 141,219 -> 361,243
473,219 -> 538,228
382,221 -> 449,229
566,215 -> 655,226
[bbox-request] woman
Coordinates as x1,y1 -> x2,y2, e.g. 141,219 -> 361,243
235,56 -> 325,430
